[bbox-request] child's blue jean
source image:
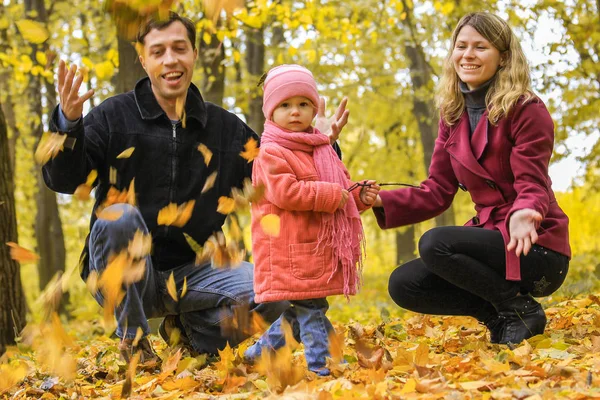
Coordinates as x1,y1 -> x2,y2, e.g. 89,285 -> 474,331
244,298 -> 334,375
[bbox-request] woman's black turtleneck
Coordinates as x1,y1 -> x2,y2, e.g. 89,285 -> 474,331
459,78 -> 494,136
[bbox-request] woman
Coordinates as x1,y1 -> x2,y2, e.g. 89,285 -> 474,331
372,12 -> 570,344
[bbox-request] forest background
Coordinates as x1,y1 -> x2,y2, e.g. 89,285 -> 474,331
0,0 -> 599,398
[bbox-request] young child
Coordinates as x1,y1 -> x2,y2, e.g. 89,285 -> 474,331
245,64 -> 380,376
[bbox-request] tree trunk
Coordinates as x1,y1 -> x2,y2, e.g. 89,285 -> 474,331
116,36 -> 147,93
198,31 -> 225,105
245,27 -> 265,135
25,0 -> 68,303
0,101 -> 27,356
0,4 -> 18,175
402,6 -> 455,227
395,226 -> 416,266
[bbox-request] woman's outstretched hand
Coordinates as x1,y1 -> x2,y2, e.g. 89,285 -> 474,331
507,208 -> 543,257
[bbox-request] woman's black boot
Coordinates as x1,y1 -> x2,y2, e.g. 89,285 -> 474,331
480,315 -> 504,344
494,294 -> 546,345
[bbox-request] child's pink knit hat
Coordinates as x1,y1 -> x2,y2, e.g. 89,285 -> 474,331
262,64 -> 320,120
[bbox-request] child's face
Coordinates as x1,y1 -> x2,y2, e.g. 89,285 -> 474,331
271,96 -> 315,132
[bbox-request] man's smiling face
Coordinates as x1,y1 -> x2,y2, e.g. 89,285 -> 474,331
139,21 -> 197,104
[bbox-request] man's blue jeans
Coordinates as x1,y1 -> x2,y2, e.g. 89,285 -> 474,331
88,203 -> 288,355
244,298 -> 334,375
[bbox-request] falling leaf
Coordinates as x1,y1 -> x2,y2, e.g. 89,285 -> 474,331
98,251 -> 128,325
105,0 -> 177,40
97,207 -> 124,221
157,200 -> 195,227
176,96 -> 186,128
158,203 -> 179,226
173,200 -> 195,227
227,215 -> 242,242
197,143 -> 213,166
122,258 -> 146,285
34,132 -> 68,164
217,196 -> 236,214
167,271 -> 178,301
126,179 -> 136,206
116,147 -> 135,159
81,171 -> 96,187
202,171 -> 218,193
260,214 -> 280,237
121,351 -> 140,398
239,137 -> 259,163
109,166 -> 117,184
184,233 -> 202,253
73,184 -> 92,201
203,0 -> 244,23
86,270 -> 99,294
6,242 -> 40,263
16,19 -> 49,44
128,230 -> 152,259
181,276 -> 188,298
132,327 -> 144,347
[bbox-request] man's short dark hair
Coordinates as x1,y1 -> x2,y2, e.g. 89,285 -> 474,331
137,11 -> 196,50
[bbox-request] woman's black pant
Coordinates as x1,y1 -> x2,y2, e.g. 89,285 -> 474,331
388,226 -> 569,322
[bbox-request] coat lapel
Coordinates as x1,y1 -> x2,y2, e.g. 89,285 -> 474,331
444,113 -> 493,181
471,111 -> 489,160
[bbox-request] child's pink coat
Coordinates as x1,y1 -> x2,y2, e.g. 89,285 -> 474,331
251,143 -> 370,303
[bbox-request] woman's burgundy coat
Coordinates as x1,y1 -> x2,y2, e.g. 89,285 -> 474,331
375,98 -> 571,280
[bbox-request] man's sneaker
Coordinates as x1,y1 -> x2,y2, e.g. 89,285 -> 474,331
118,337 -> 159,364
159,315 -> 191,347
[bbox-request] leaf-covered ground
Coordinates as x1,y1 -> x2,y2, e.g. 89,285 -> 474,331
2,267 -> 600,399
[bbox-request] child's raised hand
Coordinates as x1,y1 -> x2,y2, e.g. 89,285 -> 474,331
359,180 -> 380,205
338,189 -> 350,209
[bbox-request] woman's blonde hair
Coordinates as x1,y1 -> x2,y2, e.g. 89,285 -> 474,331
437,12 -> 534,126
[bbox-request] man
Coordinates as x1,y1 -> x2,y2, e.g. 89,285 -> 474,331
43,12 -> 348,362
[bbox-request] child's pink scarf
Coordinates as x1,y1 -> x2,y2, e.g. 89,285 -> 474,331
261,120 -> 364,297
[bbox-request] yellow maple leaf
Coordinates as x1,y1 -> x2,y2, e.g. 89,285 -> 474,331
16,19 -> 49,44
116,147 -> 135,159
239,137 -> 259,163
6,242 -> 40,264
202,171 -> 218,193
167,271 -> 178,301
260,214 -> 280,237
197,143 -> 213,166
215,342 -> 235,380
217,196 -> 236,214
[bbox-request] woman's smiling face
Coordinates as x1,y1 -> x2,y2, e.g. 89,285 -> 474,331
452,25 -> 502,90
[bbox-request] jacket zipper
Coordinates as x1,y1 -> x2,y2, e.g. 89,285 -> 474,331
167,122 -> 178,234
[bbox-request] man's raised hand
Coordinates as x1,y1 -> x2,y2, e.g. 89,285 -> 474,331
58,60 -> 94,121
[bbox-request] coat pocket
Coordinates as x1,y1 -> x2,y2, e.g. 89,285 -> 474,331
288,242 -> 326,280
